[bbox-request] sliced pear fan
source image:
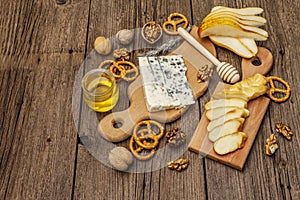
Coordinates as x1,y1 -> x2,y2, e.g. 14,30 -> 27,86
211,6 -> 264,15
203,17 -> 268,37
204,11 -> 266,26
199,6 -> 268,58
199,19 -> 268,41
209,36 -> 257,58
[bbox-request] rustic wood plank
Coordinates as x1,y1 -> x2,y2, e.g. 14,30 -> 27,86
0,0 -> 89,199
137,2 -> 209,199
265,0 -> 300,199
74,0 -> 209,199
191,0 -> 300,199
0,53 -> 85,199
1,0 -> 299,199
0,0 -> 88,56
73,0 -> 139,199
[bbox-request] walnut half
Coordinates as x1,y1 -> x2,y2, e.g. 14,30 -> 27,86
166,128 -> 186,147
275,123 -> 293,140
265,133 -> 279,156
167,158 -> 189,172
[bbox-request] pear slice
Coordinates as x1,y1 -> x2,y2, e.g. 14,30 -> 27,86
213,132 -> 248,155
209,36 -> 256,58
207,15 -> 263,27
208,118 -> 245,142
205,98 -> 247,110
204,11 -> 266,26
239,38 -> 258,55
211,6 -> 264,16
199,20 -> 268,41
238,23 -> 268,38
206,107 -> 249,121
207,109 -> 250,132
203,17 -> 268,38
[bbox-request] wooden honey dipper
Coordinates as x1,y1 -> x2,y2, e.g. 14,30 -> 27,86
178,27 -> 240,83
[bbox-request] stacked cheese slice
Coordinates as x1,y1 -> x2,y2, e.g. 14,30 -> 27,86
205,74 -> 268,155
138,55 -> 195,112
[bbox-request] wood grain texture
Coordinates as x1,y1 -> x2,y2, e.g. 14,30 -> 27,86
0,54 -> 85,199
74,0 -> 208,199
98,28 -> 216,142
265,0 -> 300,199
0,0 -> 89,199
1,0 -> 299,199
73,0 -> 139,199
189,47 -> 273,170
192,0 -> 300,199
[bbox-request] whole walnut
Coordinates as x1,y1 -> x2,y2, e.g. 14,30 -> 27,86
94,36 -> 112,55
108,147 -> 133,171
116,29 -> 134,45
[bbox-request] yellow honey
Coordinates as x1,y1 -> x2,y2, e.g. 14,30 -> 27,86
82,69 -> 119,112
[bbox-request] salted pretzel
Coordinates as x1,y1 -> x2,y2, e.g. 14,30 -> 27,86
133,128 -> 159,150
129,120 -> 165,160
129,137 -> 156,161
109,63 -> 126,79
98,59 -> 116,69
163,13 -> 189,35
114,60 -> 139,82
98,48 -> 139,82
133,120 -> 165,140
213,74 -> 291,103
266,76 -> 291,102
98,60 -> 125,80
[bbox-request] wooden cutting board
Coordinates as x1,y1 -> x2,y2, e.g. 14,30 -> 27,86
188,47 -> 274,170
98,26 -> 216,142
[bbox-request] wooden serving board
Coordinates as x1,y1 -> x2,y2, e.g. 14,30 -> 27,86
188,47 -> 274,170
98,26 -> 216,142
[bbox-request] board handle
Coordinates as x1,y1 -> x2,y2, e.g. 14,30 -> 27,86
98,108 -> 146,142
241,47 -> 273,78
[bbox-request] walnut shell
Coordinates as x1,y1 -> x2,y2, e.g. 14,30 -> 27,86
108,147 -> 133,171
116,29 -> 134,45
94,36 -> 112,55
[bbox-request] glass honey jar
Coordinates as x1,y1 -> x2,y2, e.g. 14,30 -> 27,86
82,69 -> 119,112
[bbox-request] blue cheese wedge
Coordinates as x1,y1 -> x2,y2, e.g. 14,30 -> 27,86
138,55 -> 195,112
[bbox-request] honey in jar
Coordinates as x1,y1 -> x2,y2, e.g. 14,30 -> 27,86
82,69 -> 119,112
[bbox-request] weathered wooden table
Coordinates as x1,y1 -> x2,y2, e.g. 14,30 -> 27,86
1,0 -> 299,199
